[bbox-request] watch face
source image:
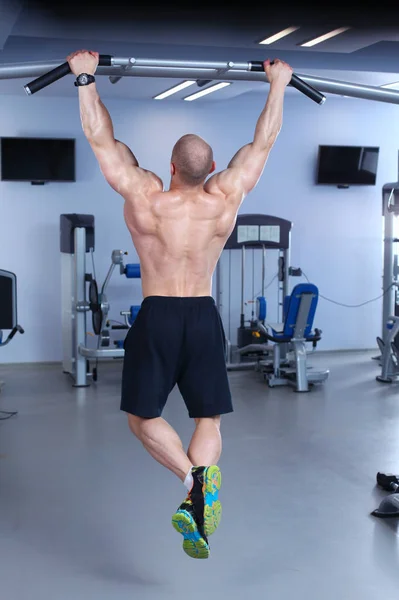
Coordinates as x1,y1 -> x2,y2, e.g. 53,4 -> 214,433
80,74 -> 89,84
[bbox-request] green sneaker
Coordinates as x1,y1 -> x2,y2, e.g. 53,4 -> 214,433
189,466 -> 222,537
172,498 -> 210,559
200,465 -> 222,537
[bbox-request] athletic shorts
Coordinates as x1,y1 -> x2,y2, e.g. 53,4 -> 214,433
120,296 -> 233,419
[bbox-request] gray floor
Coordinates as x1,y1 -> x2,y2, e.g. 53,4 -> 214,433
1,352 -> 399,599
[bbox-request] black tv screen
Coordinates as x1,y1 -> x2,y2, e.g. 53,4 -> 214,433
0,137 -> 75,182
317,145 -> 379,185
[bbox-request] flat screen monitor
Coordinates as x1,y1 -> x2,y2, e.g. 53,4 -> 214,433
317,145 -> 379,185
0,137 -> 75,183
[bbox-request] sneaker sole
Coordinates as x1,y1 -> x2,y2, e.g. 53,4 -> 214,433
203,465 -> 222,536
171,509 -> 210,559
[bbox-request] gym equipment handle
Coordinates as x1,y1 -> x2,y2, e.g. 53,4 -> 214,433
24,55 -> 113,96
249,61 -> 326,105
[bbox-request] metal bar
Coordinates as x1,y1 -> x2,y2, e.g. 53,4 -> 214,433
282,232 -> 292,316
21,55 -> 323,103
74,228 -> 88,387
299,74 -> 399,105
252,248 -> 255,316
101,263 -> 116,296
226,362 -> 257,371
1,58 -> 399,104
241,245 -> 246,326
292,340 -> 309,392
127,58 -> 243,70
79,345 -> 124,359
262,245 -> 266,297
24,55 -> 112,95
382,189 -> 396,343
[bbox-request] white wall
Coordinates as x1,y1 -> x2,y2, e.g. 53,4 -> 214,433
0,90 -> 397,363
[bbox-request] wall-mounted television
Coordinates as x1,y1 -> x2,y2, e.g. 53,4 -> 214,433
0,137 -> 75,183
316,145 -> 379,186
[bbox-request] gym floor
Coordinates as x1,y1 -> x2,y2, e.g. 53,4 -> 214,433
0,351 -> 398,600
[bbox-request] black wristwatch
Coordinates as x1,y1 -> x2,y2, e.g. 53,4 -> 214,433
74,73 -> 96,87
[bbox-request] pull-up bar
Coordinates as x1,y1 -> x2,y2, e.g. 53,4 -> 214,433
23,55 -> 325,104
1,56 -> 399,105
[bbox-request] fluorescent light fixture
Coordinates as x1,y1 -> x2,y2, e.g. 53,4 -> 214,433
183,82 -> 231,101
259,26 -> 300,44
381,81 -> 399,89
300,26 -> 351,47
153,80 -> 196,100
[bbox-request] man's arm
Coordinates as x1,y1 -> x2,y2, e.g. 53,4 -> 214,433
207,59 -> 293,202
67,50 -> 162,195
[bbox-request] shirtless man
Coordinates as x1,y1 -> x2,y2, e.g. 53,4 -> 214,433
67,50 -> 293,559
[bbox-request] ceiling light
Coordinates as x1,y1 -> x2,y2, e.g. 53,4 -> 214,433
153,80 -> 196,100
300,26 -> 351,47
381,81 -> 399,90
259,26 -> 300,44
183,82 -> 231,101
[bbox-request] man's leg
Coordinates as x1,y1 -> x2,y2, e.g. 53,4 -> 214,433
187,416 -> 222,466
127,414 -> 192,482
128,413 -> 210,559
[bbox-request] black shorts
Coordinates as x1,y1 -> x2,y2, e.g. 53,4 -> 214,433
120,296 -> 233,419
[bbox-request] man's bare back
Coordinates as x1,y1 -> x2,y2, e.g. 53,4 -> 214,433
66,50 -> 292,301
123,177 -> 238,298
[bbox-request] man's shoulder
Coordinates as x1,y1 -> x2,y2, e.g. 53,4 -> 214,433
122,171 -> 164,200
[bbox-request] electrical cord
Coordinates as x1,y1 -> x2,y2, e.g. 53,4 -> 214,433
0,410 -> 18,421
107,319 -> 126,327
247,273 -> 279,304
301,271 -> 394,308
246,270 -> 393,311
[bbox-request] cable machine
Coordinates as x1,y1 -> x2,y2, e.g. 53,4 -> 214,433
216,214 -> 302,369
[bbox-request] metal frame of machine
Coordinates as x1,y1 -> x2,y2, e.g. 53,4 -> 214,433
60,213 -> 141,387
376,182 -> 399,382
0,269 -> 24,396
216,213 -> 300,369
216,214 -> 328,391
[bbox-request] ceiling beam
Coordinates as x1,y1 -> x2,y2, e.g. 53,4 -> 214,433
0,0 -> 23,50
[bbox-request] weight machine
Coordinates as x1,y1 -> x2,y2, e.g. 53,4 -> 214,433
376,182 -> 399,382
216,214 -> 301,368
216,214 -> 329,391
0,269 -> 24,396
60,214 -> 141,387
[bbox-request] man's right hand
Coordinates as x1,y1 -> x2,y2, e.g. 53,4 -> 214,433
263,59 -> 293,87
67,50 -> 99,76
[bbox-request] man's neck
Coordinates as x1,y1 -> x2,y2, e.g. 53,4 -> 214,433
169,178 -> 204,193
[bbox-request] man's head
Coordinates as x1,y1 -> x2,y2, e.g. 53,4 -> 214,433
171,134 -> 215,186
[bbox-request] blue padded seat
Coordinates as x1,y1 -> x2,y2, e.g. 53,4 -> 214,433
271,283 -> 319,341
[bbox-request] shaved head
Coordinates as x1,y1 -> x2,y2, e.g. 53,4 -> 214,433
171,134 -> 214,185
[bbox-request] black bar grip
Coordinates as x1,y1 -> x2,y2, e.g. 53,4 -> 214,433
7,325 -> 24,342
249,61 -> 326,105
24,55 -> 113,96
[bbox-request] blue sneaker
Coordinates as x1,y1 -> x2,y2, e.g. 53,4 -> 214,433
172,499 -> 210,559
172,466 -> 222,559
